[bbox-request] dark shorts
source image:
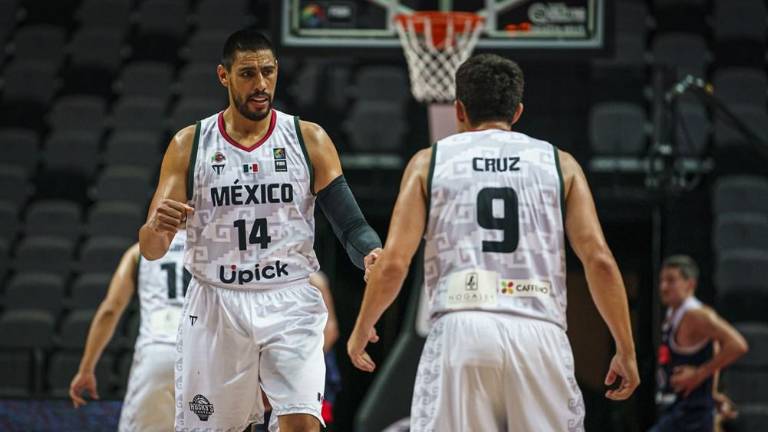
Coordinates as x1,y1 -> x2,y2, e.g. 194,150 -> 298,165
650,404 -> 715,432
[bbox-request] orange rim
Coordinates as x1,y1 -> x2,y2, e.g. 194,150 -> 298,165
395,11 -> 484,38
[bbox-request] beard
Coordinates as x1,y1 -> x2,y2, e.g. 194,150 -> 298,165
233,90 -> 273,121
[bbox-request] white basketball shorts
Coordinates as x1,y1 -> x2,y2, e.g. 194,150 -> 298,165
119,343 -> 176,432
174,278 -> 327,432
410,311 -> 585,432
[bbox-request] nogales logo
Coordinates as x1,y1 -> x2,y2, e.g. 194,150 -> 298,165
465,272 -> 478,291
189,394 -> 214,421
210,152 -> 226,175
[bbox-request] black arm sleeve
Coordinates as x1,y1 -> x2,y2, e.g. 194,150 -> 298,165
316,175 -> 382,270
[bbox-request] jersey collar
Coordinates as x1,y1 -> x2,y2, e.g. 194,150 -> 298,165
217,110 -> 277,152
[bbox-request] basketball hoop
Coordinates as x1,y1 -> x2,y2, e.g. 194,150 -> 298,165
394,11 -> 485,104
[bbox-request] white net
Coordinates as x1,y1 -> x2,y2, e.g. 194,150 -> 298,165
395,12 -> 484,104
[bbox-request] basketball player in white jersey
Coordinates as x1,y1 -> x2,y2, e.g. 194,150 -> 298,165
139,29 -> 381,432
348,53 -> 640,431
69,231 -> 187,431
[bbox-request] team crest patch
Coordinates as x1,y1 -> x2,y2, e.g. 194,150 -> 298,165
273,147 -> 288,172
210,152 -> 226,175
189,394 -> 214,421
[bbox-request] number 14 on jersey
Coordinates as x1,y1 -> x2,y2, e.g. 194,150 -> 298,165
234,218 -> 272,250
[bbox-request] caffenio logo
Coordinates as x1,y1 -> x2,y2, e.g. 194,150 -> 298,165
189,394 -> 214,421
499,279 -> 551,297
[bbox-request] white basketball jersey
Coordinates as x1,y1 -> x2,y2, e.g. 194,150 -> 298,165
424,129 -> 568,329
136,230 -> 187,349
185,110 -> 319,289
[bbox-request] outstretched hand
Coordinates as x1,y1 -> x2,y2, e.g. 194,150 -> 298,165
347,325 -> 380,372
604,352 -> 640,400
69,371 -> 99,408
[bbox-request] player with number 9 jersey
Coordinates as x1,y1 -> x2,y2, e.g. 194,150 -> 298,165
424,129 -> 567,328
349,54 -> 639,432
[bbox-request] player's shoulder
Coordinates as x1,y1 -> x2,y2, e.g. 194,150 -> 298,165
556,147 -> 578,170
171,124 -> 198,148
403,147 -> 432,185
555,148 -> 583,181
160,124 -> 198,165
409,147 -> 432,169
298,119 -> 328,143
682,305 -> 719,326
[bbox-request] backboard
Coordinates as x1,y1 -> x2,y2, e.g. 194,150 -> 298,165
277,0 -> 607,52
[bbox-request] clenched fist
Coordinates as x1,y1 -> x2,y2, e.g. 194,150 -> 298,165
148,199 -> 194,234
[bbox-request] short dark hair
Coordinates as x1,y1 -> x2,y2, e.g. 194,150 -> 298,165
221,29 -> 276,70
455,54 -> 524,125
662,255 -> 699,281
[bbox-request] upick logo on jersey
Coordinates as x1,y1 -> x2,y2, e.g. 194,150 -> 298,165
210,152 -> 226,175
219,261 -> 289,285
499,279 -> 551,297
